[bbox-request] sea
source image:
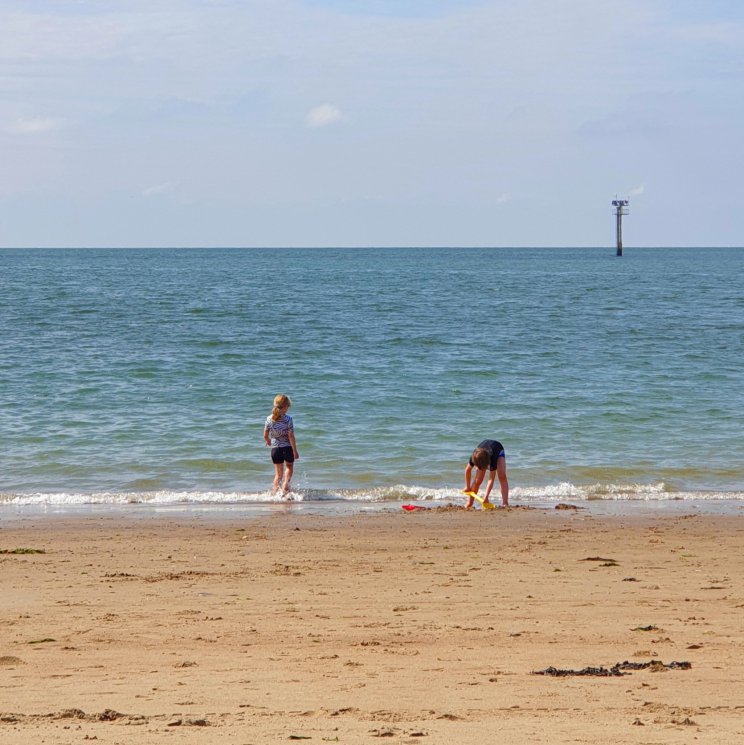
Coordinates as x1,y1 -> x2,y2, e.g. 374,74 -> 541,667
1,246 -> 743,516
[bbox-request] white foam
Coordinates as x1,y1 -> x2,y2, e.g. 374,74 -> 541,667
2,482 -> 743,507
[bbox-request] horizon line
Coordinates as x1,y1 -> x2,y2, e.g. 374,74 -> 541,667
2,245 -> 743,251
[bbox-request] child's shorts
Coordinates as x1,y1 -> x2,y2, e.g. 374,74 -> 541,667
271,446 -> 295,464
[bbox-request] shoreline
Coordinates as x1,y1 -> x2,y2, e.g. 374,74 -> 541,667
2,496 -> 744,525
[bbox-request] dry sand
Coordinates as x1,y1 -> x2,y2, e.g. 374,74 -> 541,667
2,505 -> 744,744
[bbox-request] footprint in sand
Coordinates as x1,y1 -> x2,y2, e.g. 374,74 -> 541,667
0,656 -> 24,666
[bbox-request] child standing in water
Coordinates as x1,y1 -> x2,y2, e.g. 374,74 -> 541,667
263,394 -> 299,495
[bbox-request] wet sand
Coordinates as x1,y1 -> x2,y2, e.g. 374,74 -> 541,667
2,506 -> 744,744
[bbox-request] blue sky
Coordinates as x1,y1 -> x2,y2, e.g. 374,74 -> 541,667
1,0 -> 743,247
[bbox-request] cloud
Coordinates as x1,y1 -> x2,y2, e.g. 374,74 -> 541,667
142,182 -> 173,197
7,117 -> 62,134
495,192 -> 511,204
629,184 -> 645,197
664,20 -> 744,45
305,104 -> 344,128
577,117 -> 664,138
298,0 -> 488,19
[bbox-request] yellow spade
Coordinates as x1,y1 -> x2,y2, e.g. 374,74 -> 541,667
463,490 -> 495,510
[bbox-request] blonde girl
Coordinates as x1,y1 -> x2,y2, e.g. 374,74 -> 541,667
263,394 -> 299,495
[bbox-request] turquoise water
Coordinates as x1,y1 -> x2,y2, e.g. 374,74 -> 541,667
1,247 -> 742,506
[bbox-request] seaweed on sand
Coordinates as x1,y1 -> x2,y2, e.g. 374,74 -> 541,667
533,660 -> 691,677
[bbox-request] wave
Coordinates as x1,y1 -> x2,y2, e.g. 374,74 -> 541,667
2,482 -> 744,506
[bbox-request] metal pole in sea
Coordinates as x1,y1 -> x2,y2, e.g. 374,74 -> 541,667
611,198 -> 629,256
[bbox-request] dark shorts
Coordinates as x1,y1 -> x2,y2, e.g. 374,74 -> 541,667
271,446 -> 295,465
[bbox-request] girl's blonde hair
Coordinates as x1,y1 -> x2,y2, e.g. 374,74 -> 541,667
271,393 -> 292,421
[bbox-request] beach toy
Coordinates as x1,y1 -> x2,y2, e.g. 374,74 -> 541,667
401,504 -> 425,511
463,490 -> 495,510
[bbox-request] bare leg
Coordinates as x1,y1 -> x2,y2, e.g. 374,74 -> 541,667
282,462 -> 294,494
497,457 -> 509,507
273,463 -> 283,493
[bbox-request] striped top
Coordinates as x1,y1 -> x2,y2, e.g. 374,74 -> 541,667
264,414 -> 294,448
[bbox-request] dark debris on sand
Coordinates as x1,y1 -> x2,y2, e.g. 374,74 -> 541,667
533,660 -> 692,677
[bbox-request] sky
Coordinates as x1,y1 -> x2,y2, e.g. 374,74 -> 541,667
1,0 -> 743,248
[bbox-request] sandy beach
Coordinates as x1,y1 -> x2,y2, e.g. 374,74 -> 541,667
2,505 -> 744,744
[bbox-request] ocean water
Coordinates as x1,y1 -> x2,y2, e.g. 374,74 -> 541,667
1,247 -> 743,509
